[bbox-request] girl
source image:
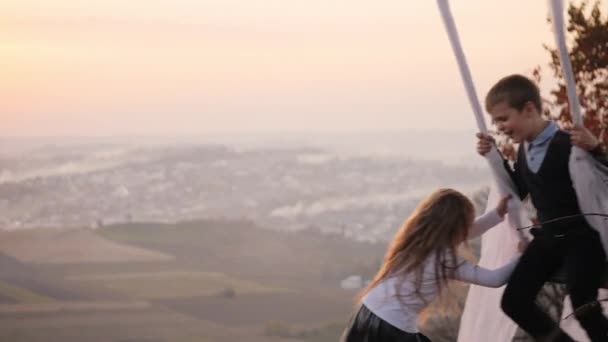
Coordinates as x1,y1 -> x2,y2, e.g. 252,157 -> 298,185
341,188 -> 519,342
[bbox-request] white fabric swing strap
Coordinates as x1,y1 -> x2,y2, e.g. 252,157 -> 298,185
549,0 -> 582,125
435,0 -> 526,234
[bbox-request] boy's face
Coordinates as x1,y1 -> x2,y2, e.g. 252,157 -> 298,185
488,101 -> 531,143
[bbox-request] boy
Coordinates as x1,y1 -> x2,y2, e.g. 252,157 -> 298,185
476,74 -> 608,341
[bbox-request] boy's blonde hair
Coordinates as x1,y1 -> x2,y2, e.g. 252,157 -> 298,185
485,74 -> 542,113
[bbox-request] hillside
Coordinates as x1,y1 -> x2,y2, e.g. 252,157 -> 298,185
0,219 -> 389,342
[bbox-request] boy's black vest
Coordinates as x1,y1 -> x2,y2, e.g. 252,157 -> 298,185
516,130 -> 589,229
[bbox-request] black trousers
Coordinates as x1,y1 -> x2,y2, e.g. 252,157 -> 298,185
341,304 -> 432,342
501,226 -> 608,342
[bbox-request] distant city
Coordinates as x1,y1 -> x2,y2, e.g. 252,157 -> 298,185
0,132 -> 490,241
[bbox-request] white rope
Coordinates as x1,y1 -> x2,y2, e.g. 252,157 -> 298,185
548,0 -> 583,125
436,0 -> 486,133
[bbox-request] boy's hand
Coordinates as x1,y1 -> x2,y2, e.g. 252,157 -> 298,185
565,123 -> 600,151
495,194 -> 512,218
476,133 -> 495,156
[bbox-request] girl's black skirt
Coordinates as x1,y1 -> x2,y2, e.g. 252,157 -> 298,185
340,304 -> 432,342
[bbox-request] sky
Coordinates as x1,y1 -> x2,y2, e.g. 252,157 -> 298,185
0,0 -> 592,136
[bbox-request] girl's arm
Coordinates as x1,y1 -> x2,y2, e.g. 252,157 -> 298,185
468,209 -> 504,239
452,256 -> 520,288
468,194 -> 511,239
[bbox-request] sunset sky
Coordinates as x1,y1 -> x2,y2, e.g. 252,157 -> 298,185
1,0 -> 592,136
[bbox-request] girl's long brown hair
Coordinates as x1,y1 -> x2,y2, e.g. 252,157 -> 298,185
358,188 -> 475,303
